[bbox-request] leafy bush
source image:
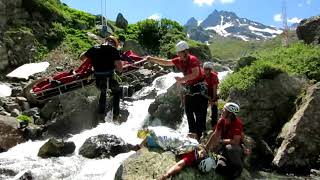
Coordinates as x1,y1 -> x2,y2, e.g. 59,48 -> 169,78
17,115 -> 32,123
219,42 -> 320,99
219,61 -> 283,99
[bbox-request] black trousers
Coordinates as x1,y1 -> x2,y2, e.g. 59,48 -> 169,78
96,76 -> 120,116
211,104 -> 218,128
184,94 -> 208,138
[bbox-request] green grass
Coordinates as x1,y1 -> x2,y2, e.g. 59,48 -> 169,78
219,42 -> 320,99
208,31 -> 299,61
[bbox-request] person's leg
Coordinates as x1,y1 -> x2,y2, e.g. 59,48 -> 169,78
194,94 -> 208,138
96,77 -> 107,114
110,79 -> 121,117
223,144 -> 244,178
184,95 -> 196,134
211,104 -> 218,128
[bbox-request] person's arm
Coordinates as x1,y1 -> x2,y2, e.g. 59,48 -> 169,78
147,56 -> 175,67
160,159 -> 186,180
212,84 -> 218,102
175,67 -> 200,84
115,60 -> 123,73
205,129 -> 221,152
221,135 -> 241,146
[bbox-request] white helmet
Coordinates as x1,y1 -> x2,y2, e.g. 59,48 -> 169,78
198,157 -> 216,173
176,41 -> 189,52
224,102 -> 240,114
203,62 -> 213,70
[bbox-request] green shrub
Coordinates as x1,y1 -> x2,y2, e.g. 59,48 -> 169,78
219,42 -> 320,99
219,61 -> 283,99
17,115 -> 33,123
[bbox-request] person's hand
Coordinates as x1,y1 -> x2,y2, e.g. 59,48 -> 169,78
145,55 -> 151,61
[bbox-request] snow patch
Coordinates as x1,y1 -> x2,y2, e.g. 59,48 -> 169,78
232,35 -> 250,41
197,20 -> 203,26
249,26 -> 282,35
0,83 -> 11,97
205,16 -> 233,37
6,62 -> 50,80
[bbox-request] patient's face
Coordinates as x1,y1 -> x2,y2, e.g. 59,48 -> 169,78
198,149 -> 207,159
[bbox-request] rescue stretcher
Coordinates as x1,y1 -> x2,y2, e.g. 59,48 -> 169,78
24,51 -> 147,104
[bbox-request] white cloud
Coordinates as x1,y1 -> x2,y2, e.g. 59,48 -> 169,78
274,14 -> 282,22
193,0 -> 215,6
306,0 -> 312,5
288,17 -> 302,23
274,13 -> 302,24
220,0 -> 234,3
148,13 -> 161,20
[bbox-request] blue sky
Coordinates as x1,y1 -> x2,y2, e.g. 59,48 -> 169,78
61,0 -> 320,27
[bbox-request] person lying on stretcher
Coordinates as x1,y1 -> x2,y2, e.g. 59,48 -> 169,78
32,50 -> 144,94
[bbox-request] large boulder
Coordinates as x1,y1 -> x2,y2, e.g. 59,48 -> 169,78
0,115 -> 25,151
38,138 -> 75,158
115,148 -> 251,180
228,73 -> 307,145
273,82 -> 320,173
40,87 -> 102,137
79,134 -> 135,159
296,16 -> 320,44
122,40 -> 146,56
148,83 -> 184,129
115,13 -> 128,29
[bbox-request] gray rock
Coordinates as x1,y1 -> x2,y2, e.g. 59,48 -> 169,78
123,40 -> 146,56
311,169 -> 320,176
38,138 -> 75,158
273,82 -> 320,173
115,13 -> 128,29
0,115 -> 25,151
22,107 -> 39,117
24,124 -> 47,140
10,108 -> 20,117
11,86 -> 23,97
148,83 -> 184,129
14,170 -> 32,180
4,102 -> 21,112
228,73 -> 307,144
14,96 -> 27,105
0,111 -> 11,116
115,148 -> 251,180
21,102 -> 30,111
297,16 -> 320,44
40,87 -> 101,137
79,134 -> 133,159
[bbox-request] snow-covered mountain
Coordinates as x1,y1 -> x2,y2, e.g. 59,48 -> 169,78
185,10 -> 283,42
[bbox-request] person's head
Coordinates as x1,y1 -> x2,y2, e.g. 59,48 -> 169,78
222,102 -> 240,121
175,41 -> 189,61
197,145 -> 208,159
203,62 -> 213,76
198,157 -> 216,173
105,35 -> 119,48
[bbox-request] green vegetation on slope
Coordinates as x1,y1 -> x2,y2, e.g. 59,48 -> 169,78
209,31 -> 299,61
22,0 -> 97,60
219,43 -> 320,98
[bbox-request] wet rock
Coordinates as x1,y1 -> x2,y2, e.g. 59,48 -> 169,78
40,87 -> 101,137
297,16 -> 320,44
79,134 -> 134,159
311,169 -> 320,176
0,110 -> 10,116
11,86 -> 23,97
273,82 -> 320,173
21,102 -> 30,111
148,83 -> 184,129
24,124 -> 47,140
22,107 -> 39,117
14,170 -> 32,180
14,96 -> 27,105
245,139 -> 274,169
0,168 -> 17,177
38,138 -> 75,158
115,148 -> 251,180
10,108 -> 21,117
4,102 -> 21,112
0,115 -> 25,151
